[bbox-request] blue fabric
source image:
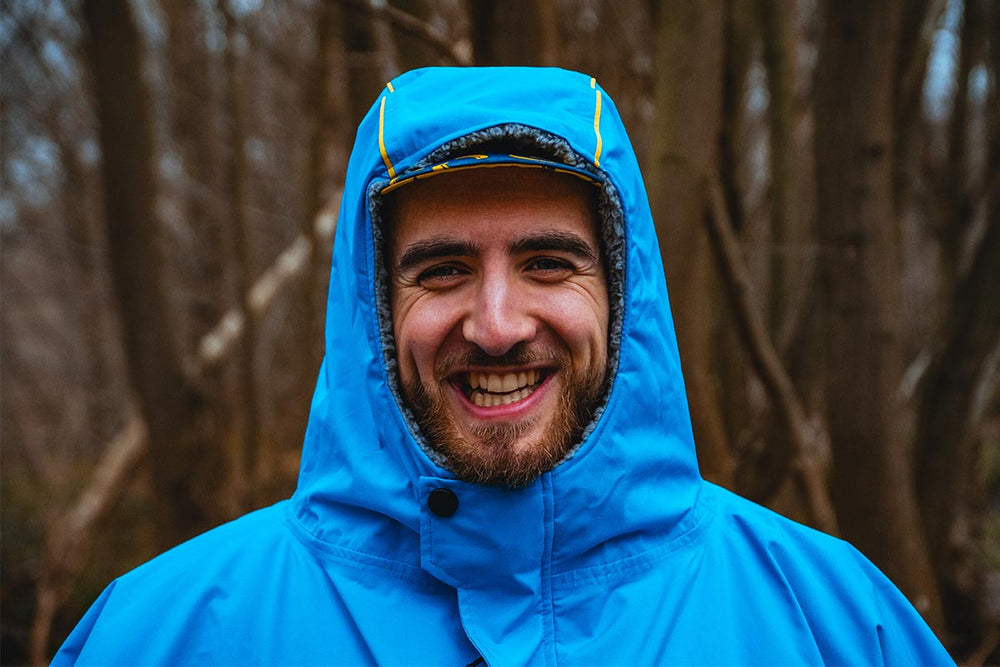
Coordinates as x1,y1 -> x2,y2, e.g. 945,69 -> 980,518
54,67 -> 952,666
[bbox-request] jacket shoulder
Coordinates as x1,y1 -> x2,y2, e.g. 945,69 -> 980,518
52,503 -> 301,665
704,483 -> 953,665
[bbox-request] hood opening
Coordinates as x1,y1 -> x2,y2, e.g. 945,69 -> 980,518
369,123 -> 626,475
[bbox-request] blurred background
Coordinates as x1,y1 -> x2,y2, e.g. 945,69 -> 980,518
1,0 -> 997,663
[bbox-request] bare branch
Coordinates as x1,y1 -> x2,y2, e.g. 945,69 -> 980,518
336,0 -> 472,66
703,173 -> 839,536
30,405 -> 147,665
195,194 -> 340,371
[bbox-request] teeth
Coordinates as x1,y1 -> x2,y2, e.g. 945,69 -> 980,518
468,370 -> 541,390
466,369 -> 545,407
472,387 -> 533,407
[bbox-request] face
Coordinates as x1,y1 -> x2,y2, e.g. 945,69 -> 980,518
386,167 -> 610,488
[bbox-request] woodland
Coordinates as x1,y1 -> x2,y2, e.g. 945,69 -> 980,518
1,0 -> 998,664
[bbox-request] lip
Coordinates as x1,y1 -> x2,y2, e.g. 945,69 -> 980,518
449,369 -> 556,421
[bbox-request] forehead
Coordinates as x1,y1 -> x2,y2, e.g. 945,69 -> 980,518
383,167 -> 599,251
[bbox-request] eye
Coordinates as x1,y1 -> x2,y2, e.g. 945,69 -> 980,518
417,263 -> 468,288
526,256 -> 574,274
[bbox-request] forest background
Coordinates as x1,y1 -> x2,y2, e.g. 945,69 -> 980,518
1,0 -> 998,664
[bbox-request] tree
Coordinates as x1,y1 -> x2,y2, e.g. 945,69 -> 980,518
648,0 -> 734,486
82,0 -> 229,549
814,0 -> 943,630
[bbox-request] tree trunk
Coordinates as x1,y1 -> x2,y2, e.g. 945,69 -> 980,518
758,0 -> 810,349
303,0 -> 344,368
649,0 -> 734,486
813,0 -> 944,630
162,0 -> 229,343
217,0 -> 261,510
891,0 -> 937,214
389,0 -> 438,68
916,0 -> 1000,646
161,0 -> 237,513
466,0 -> 560,66
340,0 -> 399,128
916,200 -> 1000,650
82,0 -> 227,548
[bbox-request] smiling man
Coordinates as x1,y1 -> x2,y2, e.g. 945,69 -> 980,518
55,68 -> 952,666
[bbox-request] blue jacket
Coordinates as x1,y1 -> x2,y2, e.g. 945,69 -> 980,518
54,67 -> 952,666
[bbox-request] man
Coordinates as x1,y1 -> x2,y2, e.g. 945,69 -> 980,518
55,67 -> 951,665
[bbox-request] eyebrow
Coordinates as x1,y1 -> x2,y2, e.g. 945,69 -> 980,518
394,231 -> 599,274
396,237 -> 478,273
510,231 -> 598,262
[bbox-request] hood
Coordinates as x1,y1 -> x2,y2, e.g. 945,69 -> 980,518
290,67 -> 702,574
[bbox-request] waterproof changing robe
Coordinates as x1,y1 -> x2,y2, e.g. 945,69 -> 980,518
55,67 -> 952,666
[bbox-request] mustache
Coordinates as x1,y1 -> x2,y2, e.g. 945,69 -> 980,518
433,343 -> 567,379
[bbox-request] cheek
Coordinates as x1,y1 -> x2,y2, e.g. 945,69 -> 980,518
539,292 -> 609,367
393,297 -> 459,385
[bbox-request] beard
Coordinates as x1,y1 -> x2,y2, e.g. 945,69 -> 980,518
401,344 -> 607,489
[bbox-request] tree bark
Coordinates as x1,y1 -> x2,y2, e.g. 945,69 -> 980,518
649,0 -> 734,487
892,0 -> 938,213
303,0 -> 343,369
915,0 -> 1000,639
466,0 -> 560,66
82,0 -> 227,549
814,0 -> 944,630
916,193 -> 1000,650
758,0 -> 810,348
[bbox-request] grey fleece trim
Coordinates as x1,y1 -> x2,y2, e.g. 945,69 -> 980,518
370,124 -> 626,469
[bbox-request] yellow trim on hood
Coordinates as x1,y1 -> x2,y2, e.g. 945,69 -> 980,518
378,95 -> 397,179
591,78 -> 603,168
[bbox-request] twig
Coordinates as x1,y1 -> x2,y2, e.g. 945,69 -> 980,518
29,407 -> 148,665
336,0 -> 472,66
703,173 -> 839,535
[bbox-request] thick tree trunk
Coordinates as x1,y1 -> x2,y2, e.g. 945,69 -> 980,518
916,0 -> 1000,644
814,0 -> 944,630
648,1 -> 734,486
916,203 -> 1000,650
82,0 -> 227,549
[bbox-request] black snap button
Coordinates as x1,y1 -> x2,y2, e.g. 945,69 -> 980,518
428,488 -> 459,517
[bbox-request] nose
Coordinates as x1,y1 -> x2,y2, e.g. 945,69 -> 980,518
462,274 -> 536,356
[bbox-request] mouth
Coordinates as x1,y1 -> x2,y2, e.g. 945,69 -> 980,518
457,369 -> 548,407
